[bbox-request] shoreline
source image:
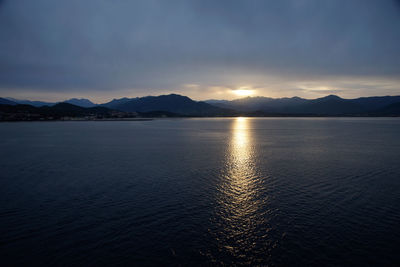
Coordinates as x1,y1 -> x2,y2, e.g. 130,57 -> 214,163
1,116 -> 399,122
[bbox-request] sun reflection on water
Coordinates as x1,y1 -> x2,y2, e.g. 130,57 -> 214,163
211,117 -> 269,263
224,117 -> 258,220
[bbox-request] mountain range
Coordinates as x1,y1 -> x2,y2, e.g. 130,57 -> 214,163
2,97 -> 96,107
1,94 -> 400,120
101,94 -> 231,116
205,95 -> 400,115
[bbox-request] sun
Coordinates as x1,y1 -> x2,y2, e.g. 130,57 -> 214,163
233,88 -> 254,97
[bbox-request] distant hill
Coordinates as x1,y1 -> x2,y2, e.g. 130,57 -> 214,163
0,102 -> 185,121
63,98 -> 96,108
207,95 -> 400,116
5,98 -> 55,107
371,102 -> 400,116
102,94 -> 234,116
5,97 -> 96,108
351,96 -> 400,110
102,97 -> 134,109
207,96 -> 308,113
0,98 -> 17,105
0,103 -> 122,121
286,95 -> 364,115
2,94 -> 400,118
39,103 -> 109,116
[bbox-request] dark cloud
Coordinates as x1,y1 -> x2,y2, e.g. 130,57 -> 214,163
0,0 -> 399,100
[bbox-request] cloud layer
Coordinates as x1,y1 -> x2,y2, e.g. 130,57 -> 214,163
0,0 -> 399,101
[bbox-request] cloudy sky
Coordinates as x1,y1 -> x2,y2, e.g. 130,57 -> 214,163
0,0 -> 399,102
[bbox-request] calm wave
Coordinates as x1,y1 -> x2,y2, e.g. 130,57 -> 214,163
1,118 -> 400,265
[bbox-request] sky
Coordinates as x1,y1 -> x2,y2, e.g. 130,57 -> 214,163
0,0 -> 399,103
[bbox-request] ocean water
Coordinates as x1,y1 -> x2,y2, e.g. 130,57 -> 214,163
0,118 -> 399,266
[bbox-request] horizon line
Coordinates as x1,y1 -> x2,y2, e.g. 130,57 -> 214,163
3,93 -> 400,105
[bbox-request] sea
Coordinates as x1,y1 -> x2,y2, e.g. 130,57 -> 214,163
0,118 -> 399,266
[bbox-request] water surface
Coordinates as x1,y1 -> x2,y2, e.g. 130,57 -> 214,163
1,118 -> 400,265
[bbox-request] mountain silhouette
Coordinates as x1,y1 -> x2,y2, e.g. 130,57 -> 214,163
0,98 -> 17,105
5,98 -> 55,107
102,94 -> 233,116
6,98 -> 96,108
372,102 -> 400,116
2,94 -> 400,120
63,98 -> 96,108
207,95 -> 400,115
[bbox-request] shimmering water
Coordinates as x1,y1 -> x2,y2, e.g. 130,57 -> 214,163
1,118 -> 400,266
